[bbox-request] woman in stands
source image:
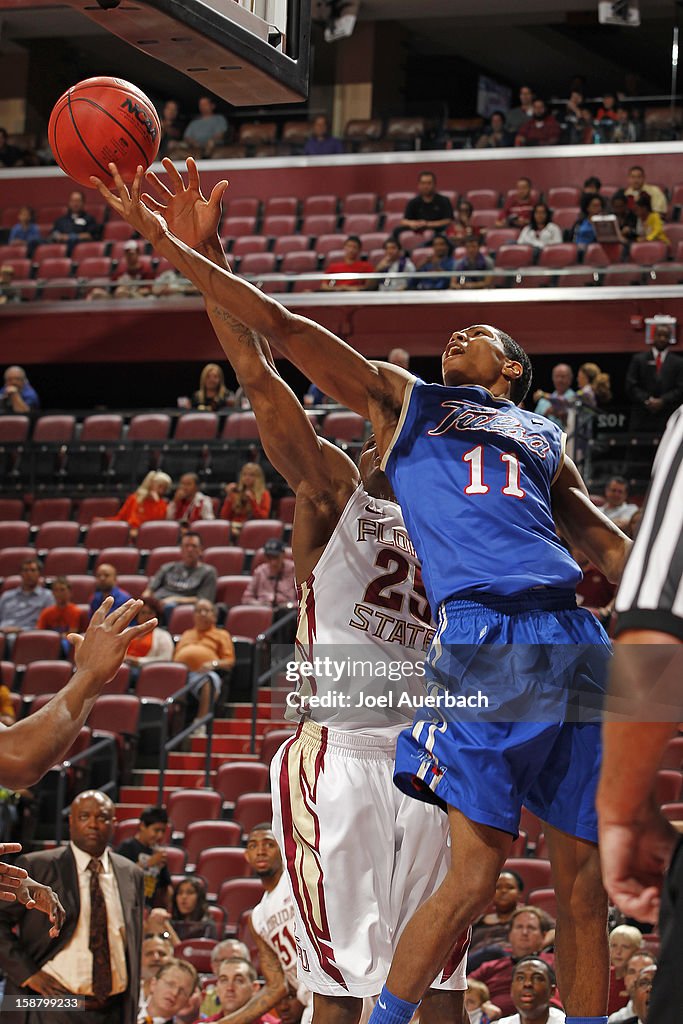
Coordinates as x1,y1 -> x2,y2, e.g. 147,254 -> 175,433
170,875 -> 218,940
572,193 -> 605,251
124,598 -> 174,668
468,869 -> 525,966
574,362 -> 612,466
8,206 -> 42,252
634,193 -> 670,245
516,203 -> 563,250
108,470 -> 172,537
192,362 -> 234,411
446,199 -> 480,243
220,462 -> 271,539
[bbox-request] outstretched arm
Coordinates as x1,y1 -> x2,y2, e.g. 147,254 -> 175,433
0,598 -> 154,789
552,456 -> 631,584
215,921 -> 288,1024
92,163 -> 410,438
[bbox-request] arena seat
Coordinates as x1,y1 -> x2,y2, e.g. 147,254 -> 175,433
323,410 -> 367,442
0,416 -> 30,442
234,793 -> 274,836
629,241 -> 669,265
302,213 -> 338,237
61,575 -> 95,603
646,263 -> 683,285
185,821 -> 242,870
232,236 -> 269,259
0,522 -> 30,548
12,630 -> 62,665
76,257 -> 112,280
167,605 -> 196,637
20,660 -> 73,697
0,243 -> 26,260
314,233 -> 346,256
145,547 -> 181,576
222,412 -> 260,440
280,251 -> 318,277
485,229 -> 518,252
33,243 -> 68,261
272,235 -> 310,257
169,788 -> 222,838
527,888 -> 558,920
224,197 -> 260,219
84,520 -> 129,550
603,265 -> 643,287
174,413 -> 218,441
215,575 -> 250,609
0,499 -> 23,520
660,736 -> 683,770
343,213 -> 380,235
87,694 -> 140,781
80,414 -> 123,442
466,189 -> 500,210
116,575 -> 148,599
264,196 -> 298,218
471,210 -> 500,230
546,187 -> 581,208
76,497 -> 119,524
93,547 -> 140,574
221,216 -> 257,241
136,520 -> 180,551
32,416 -> 76,443
238,521 -> 284,552
538,244 -> 578,268
0,547 -> 39,577
259,728 -> 296,767
173,938 -> 217,973
240,252 -> 276,277
277,496 -> 295,524
2,259 -> 30,281
34,521 -> 80,551
199,849 -> 252,899
215,762 -> 270,814
553,208 -> 580,233
302,195 -> 337,217
226,606 -> 273,644
102,664 -> 131,695
262,215 -> 297,239
136,662 -> 188,700
504,858 -> 552,892
204,547 -> 245,575
102,221 -> 134,242
44,547 -> 89,576
218,878 -> 263,935
30,497 -> 73,524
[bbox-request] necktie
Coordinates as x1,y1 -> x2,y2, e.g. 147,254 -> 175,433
88,858 -> 112,1001
655,352 -> 662,373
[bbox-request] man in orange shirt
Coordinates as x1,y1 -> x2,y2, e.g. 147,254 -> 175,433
36,577 -> 81,637
173,599 -> 235,731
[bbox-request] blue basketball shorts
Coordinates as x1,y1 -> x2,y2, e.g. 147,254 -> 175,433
393,588 -> 612,842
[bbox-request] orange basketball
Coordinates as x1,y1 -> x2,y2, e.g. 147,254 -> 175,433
48,76 -> 161,189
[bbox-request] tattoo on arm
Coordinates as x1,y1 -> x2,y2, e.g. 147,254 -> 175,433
211,306 -> 258,349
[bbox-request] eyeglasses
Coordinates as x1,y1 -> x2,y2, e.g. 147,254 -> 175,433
635,978 -> 654,990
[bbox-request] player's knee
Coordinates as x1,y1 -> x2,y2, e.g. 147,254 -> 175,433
312,993 -> 363,1024
555,844 -> 607,922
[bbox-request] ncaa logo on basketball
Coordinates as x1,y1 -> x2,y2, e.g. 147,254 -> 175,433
120,97 -> 158,140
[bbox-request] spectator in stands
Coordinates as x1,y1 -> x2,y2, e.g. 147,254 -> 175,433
0,557 -> 53,634
413,234 -> 456,290
0,265 -> 21,305
608,925 -> 645,1015
153,266 -> 197,297
243,539 -> 296,608
468,907 -> 555,1017
144,959 -> 198,1024
600,478 -> 639,531
220,462 -> 272,535
374,238 -> 415,291
469,870 -> 525,964
183,96 -> 228,156
569,106 -> 596,145
497,956 -> 564,1024
450,236 -> 494,290
89,563 -> 132,619
572,193 -> 605,250
202,958 -> 279,1024
446,199 -> 480,244
320,235 -> 374,291
170,876 -> 217,940
625,321 -> 683,432
107,470 -> 172,537
173,598 -> 235,729
610,190 -> 638,243
534,362 -> 575,427
143,909 -> 179,945
516,203 -> 563,250
117,804 -> 172,910
624,165 -> 667,215
158,99 -> 185,158
514,99 -> 561,147
144,530 -> 217,609
192,362 -> 234,411
476,111 -> 514,149
124,598 -> 174,668
562,87 -> 586,139
50,190 -> 99,248
634,193 -> 670,245
465,979 -> 496,1024
303,114 -> 343,156
0,365 -> 39,412
388,347 -> 410,369
396,171 -> 454,239
200,940 -> 252,1018
625,963 -> 656,1024
8,206 -> 41,249
596,92 -> 618,123
581,175 -> 602,207
609,954 -> 656,1023
612,107 -> 638,143
496,177 -> 535,228
113,240 -> 154,296
36,576 -> 80,638
577,361 -> 611,409
302,382 -> 334,407
505,85 -> 535,135
0,682 -> 14,729
0,128 -> 22,167
139,934 -> 175,1013
167,472 -> 215,525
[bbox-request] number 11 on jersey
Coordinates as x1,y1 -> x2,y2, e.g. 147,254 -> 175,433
463,445 -> 525,498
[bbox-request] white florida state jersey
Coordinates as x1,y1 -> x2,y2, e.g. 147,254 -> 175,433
286,484 -> 435,736
250,873 -> 301,992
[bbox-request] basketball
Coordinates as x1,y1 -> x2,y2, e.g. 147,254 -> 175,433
48,76 -> 161,189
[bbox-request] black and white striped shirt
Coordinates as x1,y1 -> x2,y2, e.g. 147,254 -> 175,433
614,406 -> 683,640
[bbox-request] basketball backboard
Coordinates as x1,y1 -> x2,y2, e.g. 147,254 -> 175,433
0,0 -> 310,105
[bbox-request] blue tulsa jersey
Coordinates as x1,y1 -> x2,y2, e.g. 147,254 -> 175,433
380,380 -> 581,609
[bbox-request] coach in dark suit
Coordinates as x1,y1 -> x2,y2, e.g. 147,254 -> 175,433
625,323 -> 683,432
0,791 -> 144,1024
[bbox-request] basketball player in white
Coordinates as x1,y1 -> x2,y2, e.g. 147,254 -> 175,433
95,158 -> 467,1024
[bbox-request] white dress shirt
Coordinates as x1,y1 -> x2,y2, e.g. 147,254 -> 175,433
42,843 -> 127,995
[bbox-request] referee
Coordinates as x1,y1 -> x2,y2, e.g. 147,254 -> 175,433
597,405 -> 683,1022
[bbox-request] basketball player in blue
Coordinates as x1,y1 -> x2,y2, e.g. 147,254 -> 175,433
93,163 -> 632,1024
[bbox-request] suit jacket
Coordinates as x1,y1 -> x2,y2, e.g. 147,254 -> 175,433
625,350 -> 683,431
0,846 -> 144,1024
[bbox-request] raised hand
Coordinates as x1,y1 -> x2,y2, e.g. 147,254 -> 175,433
0,844 -> 27,901
144,157 -> 228,249
15,878 -> 66,937
66,596 -> 157,695
90,163 -> 167,247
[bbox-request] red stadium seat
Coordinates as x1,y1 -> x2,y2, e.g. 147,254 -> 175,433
314,233 -> 346,256
277,496 -> 295,524
20,660 -> 73,696
259,728 -> 296,767
538,244 -> 578,268
94,547 -> 141,573
302,214 -> 338,237
584,243 -> 610,267
29,497 -> 73,524
102,664 -> 131,695
484,229 -> 518,252
262,215 -> 297,239
204,547 -> 245,575
224,197 -> 260,219
466,189 -> 500,209
215,762 -> 270,813
0,417 -> 29,442
112,818 -> 141,845
250,546 -> 292,572
661,802 -> 683,821
264,196 -> 298,217
62,575 -> 95,603
646,263 -> 683,285
0,522 -> 30,548
232,236 -> 269,259
103,220 -> 135,242
234,793 -> 274,836
218,879 -> 263,934
35,256 -> 72,278
192,521 -> 231,549
136,521 -> 180,551
527,888 -> 558,920
383,192 -> 413,213
167,605 -> 197,637
302,195 -> 337,216
136,661 -> 188,700
0,243 -> 27,260
34,521 -> 80,551
77,498 -> 120,524
80,415 -> 123,442
504,858 -> 552,892
3,259 -> 31,280
344,193 -> 378,215
562,267 -> 598,287
0,499 -> 23,520
546,187 -> 581,208
222,412 -> 260,440
169,788 -> 222,837
0,548 -> 35,577
33,242 -> 68,261
174,938 -> 217,973
470,210 -> 500,230
238,521 -> 284,551
281,251 -> 318,276
226,605 -> 273,642
12,631 -> 62,665
32,416 -> 75,443
127,414 -> 171,440
44,548 -> 89,576
76,257 -> 112,279
603,265 -> 642,287
215,575 -> 250,608
87,694 -> 140,779
71,241 -> 107,261
0,662 -> 14,688
495,245 -> 534,269
200,849 -> 252,899
343,213 -> 380,235
322,411 -> 367,442
240,253 -> 276,278
85,520 -> 130,550
185,821 -> 242,869
272,235 -> 311,257
174,413 -> 218,441
145,547 -> 181,576
629,241 -> 669,265
553,208 -> 580,233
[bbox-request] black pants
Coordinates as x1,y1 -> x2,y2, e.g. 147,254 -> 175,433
648,834 -> 683,1022
25,993 -> 124,1024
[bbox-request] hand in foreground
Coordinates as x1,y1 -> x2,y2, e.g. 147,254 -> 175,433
90,164 -> 167,248
67,597 -> 157,693
599,803 -> 677,924
0,844 -> 27,900
14,878 -> 66,937
23,970 -> 70,996
144,157 -> 228,249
